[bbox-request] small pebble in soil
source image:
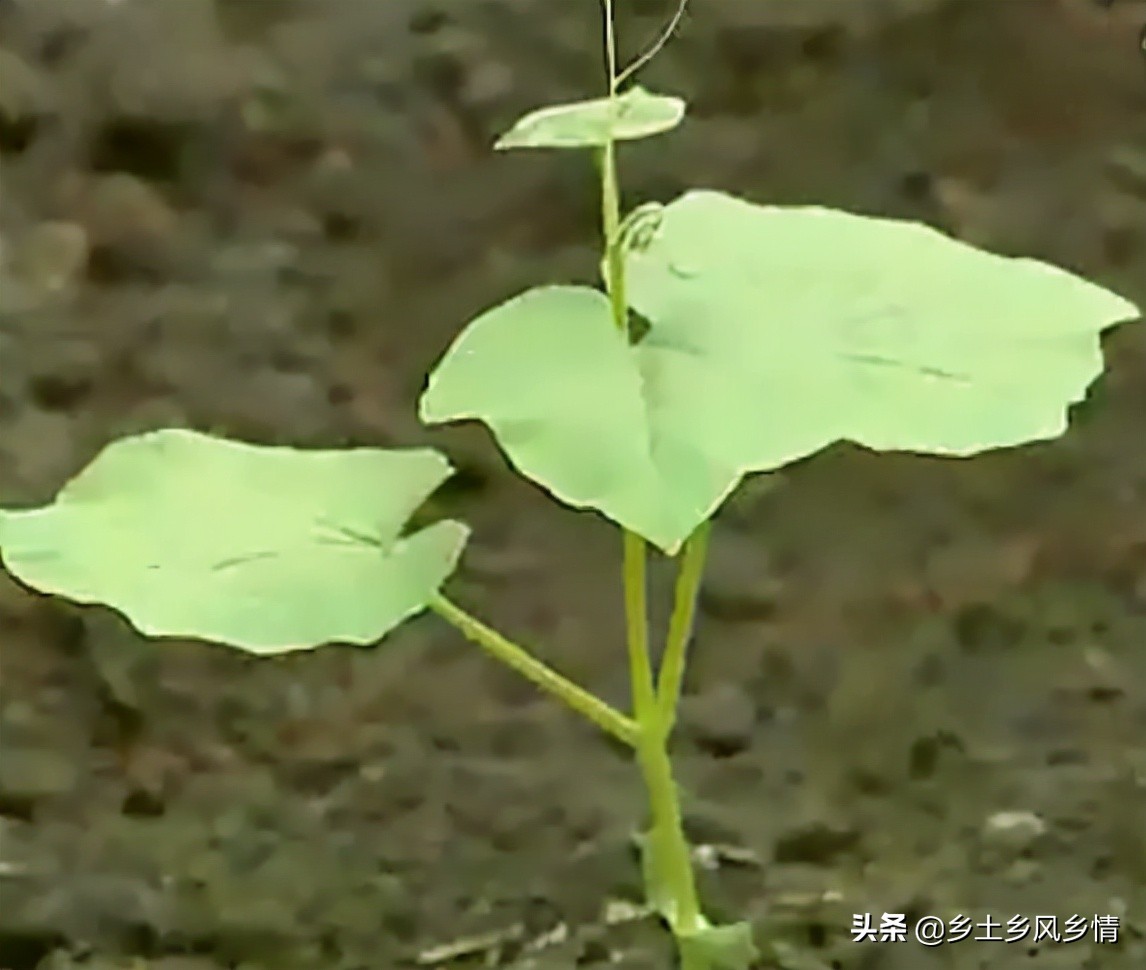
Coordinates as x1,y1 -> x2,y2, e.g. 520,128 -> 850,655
0,747 -> 80,819
951,602 -> 1026,653
698,530 -> 783,622
0,48 -> 50,153
980,810 -> 1047,856
772,819 -> 861,866
68,172 -> 180,279
6,221 -> 89,301
680,682 -> 757,757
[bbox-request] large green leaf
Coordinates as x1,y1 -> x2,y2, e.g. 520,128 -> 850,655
419,285 -> 726,552
0,429 -> 469,654
419,192 -> 1139,553
625,190 -> 1139,461
494,86 -> 685,150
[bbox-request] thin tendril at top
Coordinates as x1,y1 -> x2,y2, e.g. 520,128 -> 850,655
616,0 -> 690,90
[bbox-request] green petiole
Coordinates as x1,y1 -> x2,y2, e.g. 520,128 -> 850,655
430,594 -> 638,748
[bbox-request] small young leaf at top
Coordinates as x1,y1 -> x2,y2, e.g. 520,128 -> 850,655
0,429 -> 469,654
494,85 -> 685,150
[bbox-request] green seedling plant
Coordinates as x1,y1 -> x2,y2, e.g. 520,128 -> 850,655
0,3 -> 1140,968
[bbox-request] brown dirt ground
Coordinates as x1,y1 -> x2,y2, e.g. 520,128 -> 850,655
3,1 -> 1146,968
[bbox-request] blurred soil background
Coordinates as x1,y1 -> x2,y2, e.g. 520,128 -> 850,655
3,1 -> 1146,968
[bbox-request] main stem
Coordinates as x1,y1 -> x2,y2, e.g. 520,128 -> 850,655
599,3 -> 705,957
623,533 -> 704,938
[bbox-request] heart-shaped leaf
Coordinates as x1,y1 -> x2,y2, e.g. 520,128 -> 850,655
0,429 -> 468,654
419,285 -> 727,552
494,85 -> 685,150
